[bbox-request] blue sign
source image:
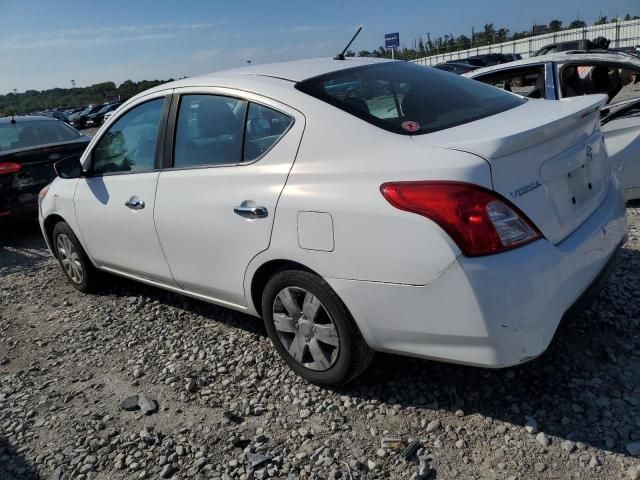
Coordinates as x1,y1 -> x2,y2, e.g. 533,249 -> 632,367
384,32 -> 400,49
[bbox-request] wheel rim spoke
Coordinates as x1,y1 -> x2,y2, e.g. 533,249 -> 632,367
302,292 -> 322,322
273,313 -> 296,333
287,333 -> 305,362
277,289 -> 301,318
313,323 -> 339,347
307,338 -> 331,370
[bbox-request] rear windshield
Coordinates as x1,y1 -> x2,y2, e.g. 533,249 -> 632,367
295,62 -> 526,135
0,120 -> 81,152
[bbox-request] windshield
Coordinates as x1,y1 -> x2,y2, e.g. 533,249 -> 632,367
295,62 -> 526,135
0,120 -> 82,152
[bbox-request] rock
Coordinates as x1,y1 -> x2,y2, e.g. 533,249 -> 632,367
627,465 -> 640,480
455,439 -> 465,449
376,448 -> 387,458
299,409 -> 311,419
138,394 -> 158,415
589,455 -> 600,467
185,378 -> 197,393
534,462 -> 546,472
628,442 -> 640,456
561,440 -> 576,452
120,395 -> 140,411
52,467 -> 64,480
524,417 -> 539,434
536,432 -> 550,447
426,419 -> 441,433
161,464 -> 175,478
246,452 -> 272,469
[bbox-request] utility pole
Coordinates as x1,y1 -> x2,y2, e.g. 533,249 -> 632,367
471,26 -> 475,48
71,80 -> 76,88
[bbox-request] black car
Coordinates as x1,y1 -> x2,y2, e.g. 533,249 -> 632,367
69,105 -> 102,130
0,116 -> 89,219
84,103 -> 121,127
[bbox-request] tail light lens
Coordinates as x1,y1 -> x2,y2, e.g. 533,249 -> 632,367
380,181 -> 542,256
0,162 -> 21,175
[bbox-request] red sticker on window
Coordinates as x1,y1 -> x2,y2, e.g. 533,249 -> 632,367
401,121 -> 420,132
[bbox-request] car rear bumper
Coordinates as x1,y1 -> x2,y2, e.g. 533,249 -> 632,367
326,177 -> 627,367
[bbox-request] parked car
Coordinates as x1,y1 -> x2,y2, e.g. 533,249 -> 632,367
534,39 -> 593,56
464,53 -> 519,67
0,116 -> 89,218
69,104 -> 102,130
102,110 -> 116,123
434,61 -> 478,75
84,103 -> 121,127
466,50 -> 640,200
40,110 -> 71,124
39,58 -> 626,385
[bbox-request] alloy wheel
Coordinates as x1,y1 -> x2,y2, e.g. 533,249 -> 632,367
57,234 -> 83,284
272,286 -> 340,371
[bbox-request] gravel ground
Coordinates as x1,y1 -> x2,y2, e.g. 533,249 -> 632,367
1,205 -> 640,480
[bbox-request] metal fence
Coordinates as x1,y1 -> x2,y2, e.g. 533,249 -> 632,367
412,19 -> 640,66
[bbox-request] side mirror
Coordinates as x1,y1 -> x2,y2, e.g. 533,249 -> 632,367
54,156 -> 84,179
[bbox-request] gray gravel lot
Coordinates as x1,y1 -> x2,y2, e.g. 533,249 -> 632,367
1,206 -> 640,480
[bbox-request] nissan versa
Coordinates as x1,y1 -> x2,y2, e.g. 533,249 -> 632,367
38,58 -> 627,385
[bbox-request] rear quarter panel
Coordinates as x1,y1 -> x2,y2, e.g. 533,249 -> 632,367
244,102 -> 492,312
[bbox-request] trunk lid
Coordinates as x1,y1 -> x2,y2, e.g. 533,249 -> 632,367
412,95 -> 610,244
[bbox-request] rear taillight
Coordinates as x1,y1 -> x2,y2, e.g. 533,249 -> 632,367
38,184 -> 50,210
0,162 -> 21,175
380,181 -> 542,256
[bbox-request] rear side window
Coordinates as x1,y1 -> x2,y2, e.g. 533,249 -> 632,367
295,62 -> 525,135
560,64 -> 640,103
243,103 -> 293,162
0,120 -> 81,152
174,95 -> 247,168
474,65 -> 547,98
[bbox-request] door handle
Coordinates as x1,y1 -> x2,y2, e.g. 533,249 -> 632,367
234,204 -> 268,219
125,197 -> 145,210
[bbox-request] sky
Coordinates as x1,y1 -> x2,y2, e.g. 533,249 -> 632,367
1,0 -> 638,94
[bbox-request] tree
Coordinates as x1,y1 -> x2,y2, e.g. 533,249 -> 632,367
548,19 -> 562,31
568,19 -> 587,29
594,15 -> 608,25
624,13 -> 631,21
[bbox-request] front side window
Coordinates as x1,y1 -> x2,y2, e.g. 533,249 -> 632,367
560,63 -> 640,103
174,95 -> 247,168
296,62 -> 525,135
92,98 -> 164,175
475,65 -> 547,98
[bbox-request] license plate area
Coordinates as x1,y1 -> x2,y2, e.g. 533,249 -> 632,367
540,133 -> 608,227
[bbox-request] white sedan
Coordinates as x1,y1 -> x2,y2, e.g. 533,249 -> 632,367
39,58 -> 626,385
465,51 -> 640,200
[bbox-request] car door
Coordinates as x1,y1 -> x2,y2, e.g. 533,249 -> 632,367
74,92 -> 176,284
153,89 -> 304,307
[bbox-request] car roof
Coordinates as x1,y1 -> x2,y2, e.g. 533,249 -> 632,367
0,115 -> 57,124
139,57 -> 394,95
466,51 -> 640,77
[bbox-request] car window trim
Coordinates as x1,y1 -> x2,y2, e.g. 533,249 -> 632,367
165,92 -> 295,171
472,63 -> 554,99
87,95 -> 171,177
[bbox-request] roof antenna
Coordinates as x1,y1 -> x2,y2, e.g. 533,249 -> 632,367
334,26 -> 362,60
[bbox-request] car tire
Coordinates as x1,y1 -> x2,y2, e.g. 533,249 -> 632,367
262,269 -> 374,386
52,222 -> 99,293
